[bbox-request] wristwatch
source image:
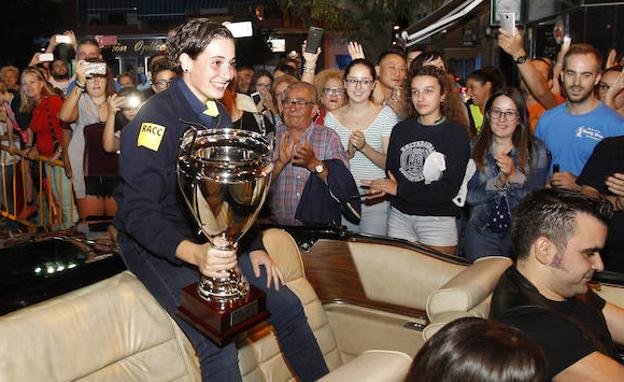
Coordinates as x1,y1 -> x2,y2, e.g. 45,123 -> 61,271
514,55 -> 528,64
314,161 -> 325,174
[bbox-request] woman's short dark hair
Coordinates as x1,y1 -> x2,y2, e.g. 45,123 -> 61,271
406,317 -> 546,382
150,57 -> 175,79
249,69 -> 273,94
344,58 -> 376,81
166,18 -> 233,73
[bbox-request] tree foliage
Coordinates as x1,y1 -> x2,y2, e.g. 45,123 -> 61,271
276,0 -> 430,38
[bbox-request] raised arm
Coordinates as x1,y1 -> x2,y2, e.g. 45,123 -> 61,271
103,94 -> 122,153
301,41 -> 320,85
59,60 -> 88,123
498,28 -> 559,109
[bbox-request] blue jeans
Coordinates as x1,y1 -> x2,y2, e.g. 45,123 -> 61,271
119,234 -> 329,382
462,222 -> 512,262
46,164 -> 78,229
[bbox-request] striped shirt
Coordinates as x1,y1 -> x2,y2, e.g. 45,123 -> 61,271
325,105 -> 397,181
269,122 -> 349,225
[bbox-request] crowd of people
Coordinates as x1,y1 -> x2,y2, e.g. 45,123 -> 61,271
1,18 -> 624,381
0,23 -> 623,262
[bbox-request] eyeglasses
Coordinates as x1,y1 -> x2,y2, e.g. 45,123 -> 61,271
488,109 -> 519,121
283,98 -> 315,107
345,77 -> 374,87
323,87 -> 345,96
256,83 -> 271,89
154,79 -> 174,90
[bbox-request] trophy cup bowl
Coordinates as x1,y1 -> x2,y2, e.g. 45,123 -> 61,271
176,127 -> 273,345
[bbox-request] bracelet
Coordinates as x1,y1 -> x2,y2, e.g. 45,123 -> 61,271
303,66 -> 316,74
75,82 -> 86,90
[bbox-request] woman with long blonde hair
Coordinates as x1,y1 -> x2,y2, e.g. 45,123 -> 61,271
20,67 -> 77,227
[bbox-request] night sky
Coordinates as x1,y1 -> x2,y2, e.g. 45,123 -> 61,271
2,0 -> 74,68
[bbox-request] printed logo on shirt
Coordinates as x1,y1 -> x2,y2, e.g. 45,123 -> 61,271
138,123 -> 165,151
399,141 -> 435,182
575,126 -> 604,141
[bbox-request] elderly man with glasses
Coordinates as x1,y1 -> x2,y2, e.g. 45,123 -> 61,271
268,81 -> 357,226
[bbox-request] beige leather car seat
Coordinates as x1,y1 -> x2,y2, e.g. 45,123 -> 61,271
423,256 -> 512,340
0,271 -> 201,382
0,229 -> 411,382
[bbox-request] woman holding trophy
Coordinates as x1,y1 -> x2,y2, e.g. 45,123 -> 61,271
113,19 -> 328,381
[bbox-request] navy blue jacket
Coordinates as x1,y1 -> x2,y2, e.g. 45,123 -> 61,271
295,159 -> 360,226
114,79 -> 262,262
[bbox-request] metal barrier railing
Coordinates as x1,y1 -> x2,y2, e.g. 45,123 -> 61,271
0,145 -> 74,230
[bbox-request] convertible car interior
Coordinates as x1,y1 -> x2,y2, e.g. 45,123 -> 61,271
2,226 -> 624,381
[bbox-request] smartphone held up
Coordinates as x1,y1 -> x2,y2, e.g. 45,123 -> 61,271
500,12 -> 516,36
305,27 -> 324,54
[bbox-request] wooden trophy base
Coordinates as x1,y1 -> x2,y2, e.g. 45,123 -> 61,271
176,282 -> 270,346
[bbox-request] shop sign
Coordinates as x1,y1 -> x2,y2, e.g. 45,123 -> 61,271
106,38 -> 167,56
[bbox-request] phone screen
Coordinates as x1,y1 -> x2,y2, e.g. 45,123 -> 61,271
251,92 -> 261,104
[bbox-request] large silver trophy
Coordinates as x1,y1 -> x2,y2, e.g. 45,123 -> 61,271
176,127 -> 273,345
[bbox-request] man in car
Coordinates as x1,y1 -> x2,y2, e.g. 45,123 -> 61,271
490,188 -> 624,381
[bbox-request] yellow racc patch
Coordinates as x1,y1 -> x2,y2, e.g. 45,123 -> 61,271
203,100 -> 219,117
137,123 -> 165,151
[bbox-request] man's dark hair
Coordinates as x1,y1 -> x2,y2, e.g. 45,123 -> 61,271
167,19 -> 233,72
376,48 -> 406,65
511,188 -> 612,261
406,317 -> 546,382
563,44 -> 604,72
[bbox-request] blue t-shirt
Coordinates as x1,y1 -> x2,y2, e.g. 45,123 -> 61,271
535,102 -> 624,175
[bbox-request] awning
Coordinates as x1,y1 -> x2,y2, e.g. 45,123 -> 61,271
402,0 -> 485,46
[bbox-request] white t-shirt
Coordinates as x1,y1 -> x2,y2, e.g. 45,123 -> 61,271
325,105 -> 398,181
